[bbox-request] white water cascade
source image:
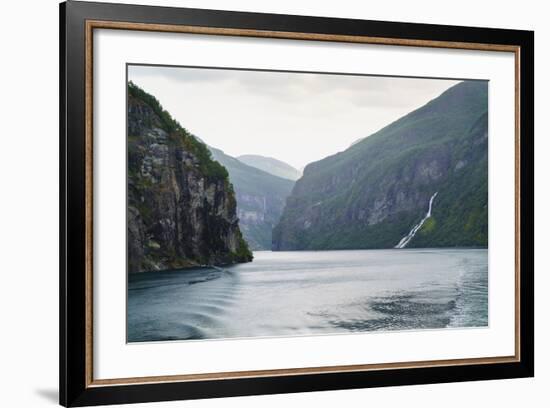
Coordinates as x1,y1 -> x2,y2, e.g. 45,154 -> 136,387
394,192 -> 438,249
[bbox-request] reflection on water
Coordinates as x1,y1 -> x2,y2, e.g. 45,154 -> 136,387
127,248 -> 488,342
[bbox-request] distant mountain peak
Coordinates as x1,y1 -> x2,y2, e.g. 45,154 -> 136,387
237,154 -> 302,181
209,148 -> 295,250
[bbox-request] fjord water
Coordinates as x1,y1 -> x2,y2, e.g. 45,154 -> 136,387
127,249 -> 488,342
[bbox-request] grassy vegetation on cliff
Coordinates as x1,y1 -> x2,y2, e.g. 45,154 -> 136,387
128,81 -> 229,181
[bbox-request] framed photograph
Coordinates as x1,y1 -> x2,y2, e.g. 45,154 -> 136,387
60,1 -> 534,406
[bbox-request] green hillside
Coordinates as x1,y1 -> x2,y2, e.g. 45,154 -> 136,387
273,81 -> 488,250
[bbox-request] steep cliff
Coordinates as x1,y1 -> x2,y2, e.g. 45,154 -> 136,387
273,81 -> 488,250
127,83 -> 252,273
209,148 -> 295,250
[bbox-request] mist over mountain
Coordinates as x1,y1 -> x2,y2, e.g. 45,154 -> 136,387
273,81 -> 488,251
237,154 -> 302,181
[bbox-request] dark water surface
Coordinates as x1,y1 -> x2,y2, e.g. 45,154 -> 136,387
127,249 -> 488,342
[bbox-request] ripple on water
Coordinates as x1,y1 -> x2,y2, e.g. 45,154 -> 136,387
127,249 -> 488,342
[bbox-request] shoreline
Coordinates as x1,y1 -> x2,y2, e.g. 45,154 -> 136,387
267,246 -> 488,253
129,246 -> 488,275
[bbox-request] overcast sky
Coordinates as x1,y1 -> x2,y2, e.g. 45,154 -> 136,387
128,65 -> 459,170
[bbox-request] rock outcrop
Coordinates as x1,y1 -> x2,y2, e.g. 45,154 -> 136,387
127,82 -> 252,273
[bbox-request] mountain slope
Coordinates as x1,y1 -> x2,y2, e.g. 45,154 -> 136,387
237,154 -> 302,181
272,81 -> 488,250
210,148 -> 295,250
127,82 -> 252,273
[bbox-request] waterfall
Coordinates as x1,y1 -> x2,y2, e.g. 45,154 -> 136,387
394,192 -> 438,249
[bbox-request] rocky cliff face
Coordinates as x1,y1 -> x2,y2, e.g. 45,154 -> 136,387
209,148 -> 294,250
127,83 -> 252,273
273,81 -> 488,250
